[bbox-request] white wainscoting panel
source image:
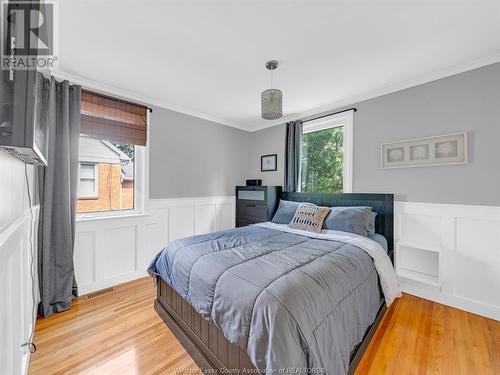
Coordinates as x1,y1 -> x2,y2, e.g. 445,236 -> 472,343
142,222 -> 165,273
170,205 -> 195,241
0,206 -> 39,375
74,196 -> 235,295
217,203 -> 234,231
395,202 -> 500,321
73,231 -> 95,286
0,154 -> 38,375
196,204 -> 217,235
102,226 -> 137,280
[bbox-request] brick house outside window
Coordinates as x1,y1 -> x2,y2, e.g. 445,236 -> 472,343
77,137 -> 134,213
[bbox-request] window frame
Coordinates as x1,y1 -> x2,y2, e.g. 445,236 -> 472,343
78,162 -> 98,199
76,111 -> 150,221
301,109 -> 354,193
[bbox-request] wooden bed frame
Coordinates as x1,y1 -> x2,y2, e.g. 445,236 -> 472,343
154,192 -> 394,374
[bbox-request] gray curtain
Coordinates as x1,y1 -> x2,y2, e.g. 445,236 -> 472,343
37,75 -> 81,318
284,120 -> 303,192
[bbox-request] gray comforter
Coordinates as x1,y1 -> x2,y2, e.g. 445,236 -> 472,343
148,225 -> 382,375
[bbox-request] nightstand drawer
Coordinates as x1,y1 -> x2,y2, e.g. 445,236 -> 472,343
237,202 -> 267,219
237,189 -> 266,202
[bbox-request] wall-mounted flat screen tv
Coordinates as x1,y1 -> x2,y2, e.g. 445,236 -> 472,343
0,0 -> 48,165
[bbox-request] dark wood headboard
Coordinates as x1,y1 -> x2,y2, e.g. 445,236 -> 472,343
281,192 -> 394,253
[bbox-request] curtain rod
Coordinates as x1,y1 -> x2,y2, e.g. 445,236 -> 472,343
302,107 -> 356,123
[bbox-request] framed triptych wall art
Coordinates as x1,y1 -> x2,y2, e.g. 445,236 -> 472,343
381,132 -> 467,169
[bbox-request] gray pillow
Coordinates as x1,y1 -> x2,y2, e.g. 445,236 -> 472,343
369,233 -> 388,252
271,200 -> 300,224
289,203 -> 331,233
323,206 -> 373,236
368,212 -> 378,237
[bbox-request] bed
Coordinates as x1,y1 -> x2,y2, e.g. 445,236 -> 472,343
149,192 -> 396,374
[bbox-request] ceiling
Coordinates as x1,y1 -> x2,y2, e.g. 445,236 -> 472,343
57,1 -> 500,131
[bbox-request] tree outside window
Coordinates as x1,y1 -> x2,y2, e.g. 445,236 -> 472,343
301,126 -> 344,193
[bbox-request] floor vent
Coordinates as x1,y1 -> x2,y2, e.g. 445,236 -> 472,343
85,287 -> 114,299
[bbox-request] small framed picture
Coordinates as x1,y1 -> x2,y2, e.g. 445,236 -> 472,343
261,154 -> 277,172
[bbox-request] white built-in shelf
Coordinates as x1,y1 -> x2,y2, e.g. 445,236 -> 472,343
396,239 -> 441,291
395,201 -> 500,321
396,240 -> 441,253
398,267 -> 441,290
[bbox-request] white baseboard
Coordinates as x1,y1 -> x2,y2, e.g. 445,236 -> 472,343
395,201 -> 500,321
74,196 -> 235,295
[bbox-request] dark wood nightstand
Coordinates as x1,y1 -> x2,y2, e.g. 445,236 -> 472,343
235,186 -> 282,227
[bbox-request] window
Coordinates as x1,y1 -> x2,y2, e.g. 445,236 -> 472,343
78,163 -> 98,198
77,138 -> 138,214
301,110 -> 353,193
76,91 -> 148,217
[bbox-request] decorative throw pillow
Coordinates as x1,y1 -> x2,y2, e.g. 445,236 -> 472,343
271,200 -> 300,224
323,206 -> 373,237
288,203 -> 330,233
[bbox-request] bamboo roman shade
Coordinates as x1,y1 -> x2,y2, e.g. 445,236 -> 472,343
80,90 -> 148,146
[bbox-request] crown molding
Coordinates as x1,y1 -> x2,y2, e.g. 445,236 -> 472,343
249,53 -> 500,132
50,70 -> 251,132
53,52 -> 500,133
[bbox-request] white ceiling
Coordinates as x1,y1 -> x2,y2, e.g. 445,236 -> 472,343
57,0 -> 500,131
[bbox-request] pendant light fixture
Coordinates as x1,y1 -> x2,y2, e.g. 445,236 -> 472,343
261,60 -> 282,120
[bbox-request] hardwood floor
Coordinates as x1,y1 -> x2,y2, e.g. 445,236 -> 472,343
355,293 -> 499,375
30,277 -> 499,375
29,278 -> 198,375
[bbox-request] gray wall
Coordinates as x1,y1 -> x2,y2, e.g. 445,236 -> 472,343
247,62 -> 500,206
149,106 -> 249,198
247,124 -> 286,187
